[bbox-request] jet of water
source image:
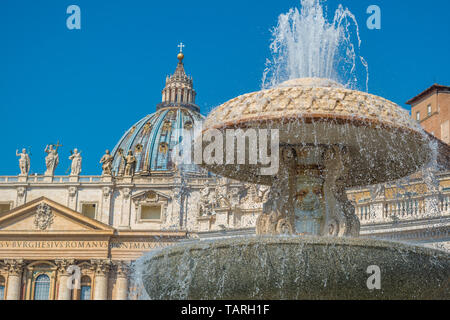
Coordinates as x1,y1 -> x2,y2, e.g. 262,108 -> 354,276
262,0 -> 369,91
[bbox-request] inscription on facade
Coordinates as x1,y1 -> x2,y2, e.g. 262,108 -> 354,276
0,240 -> 172,250
0,241 -> 109,249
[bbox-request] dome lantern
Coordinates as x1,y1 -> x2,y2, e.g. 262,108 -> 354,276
159,44 -> 199,113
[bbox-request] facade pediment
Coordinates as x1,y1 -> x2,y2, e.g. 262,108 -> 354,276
0,197 -> 114,234
131,190 -> 171,203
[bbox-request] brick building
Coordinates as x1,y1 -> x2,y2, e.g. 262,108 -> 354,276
406,84 -> 450,144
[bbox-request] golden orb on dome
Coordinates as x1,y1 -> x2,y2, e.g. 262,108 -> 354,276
177,52 -> 184,61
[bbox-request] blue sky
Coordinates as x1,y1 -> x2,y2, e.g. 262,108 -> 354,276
0,0 -> 449,175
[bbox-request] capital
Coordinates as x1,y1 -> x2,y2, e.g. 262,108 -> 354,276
4,259 -> 25,276
55,259 -> 75,275
114,261 -> 131,278
91,259 -> 111,276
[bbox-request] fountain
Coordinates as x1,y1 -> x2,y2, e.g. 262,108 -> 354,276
139,0 -> 450,300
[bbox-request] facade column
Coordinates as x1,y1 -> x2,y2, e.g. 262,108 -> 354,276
114,261 -> 130,300
100,187 -> 113,225
92,260 -> 111,300
56,259 -> 74,300
5,259 -> 24,300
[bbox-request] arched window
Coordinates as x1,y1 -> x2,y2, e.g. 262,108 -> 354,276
80,276 -> 91,300
0,276 -> 5,300
34,274 -> 51,300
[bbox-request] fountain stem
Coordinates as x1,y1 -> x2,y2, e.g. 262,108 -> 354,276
256,145 -> 359,237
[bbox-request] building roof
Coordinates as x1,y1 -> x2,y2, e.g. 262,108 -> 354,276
406,84 -> 450,106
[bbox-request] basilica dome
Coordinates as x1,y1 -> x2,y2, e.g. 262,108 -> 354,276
111,52 -> 205,175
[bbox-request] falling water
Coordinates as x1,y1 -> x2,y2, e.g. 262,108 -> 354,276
262,0 -> 369,91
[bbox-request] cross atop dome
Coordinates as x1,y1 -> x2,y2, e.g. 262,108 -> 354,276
177,42 -> 185,62
178,42 -> 185,53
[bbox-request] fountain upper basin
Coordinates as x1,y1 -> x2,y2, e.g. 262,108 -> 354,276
202,78 -> 435,187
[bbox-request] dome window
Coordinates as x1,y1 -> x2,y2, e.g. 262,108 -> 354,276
159,142 -> 169,154
142,122 -> 152,134
135,144 -> 143,154
162,120 -> 172,132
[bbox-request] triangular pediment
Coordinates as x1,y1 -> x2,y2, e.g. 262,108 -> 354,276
131,190 -> 171,202
0,197 -> 114,234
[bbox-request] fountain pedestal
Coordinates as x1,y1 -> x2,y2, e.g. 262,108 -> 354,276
256,145 -> 359,237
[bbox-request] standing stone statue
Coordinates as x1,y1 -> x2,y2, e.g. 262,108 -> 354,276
100,150 -> 114,176
16,148 -> 31,176
122,150 -> 137,177
69,148 -> 82,176
44,143 -> 61,176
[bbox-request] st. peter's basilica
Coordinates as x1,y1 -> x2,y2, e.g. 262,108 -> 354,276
0,49 -> 449,300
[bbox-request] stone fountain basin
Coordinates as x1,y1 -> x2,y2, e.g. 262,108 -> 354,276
142,236 -> 449,300
201,119 -> 431,187
200,79 -> 438,187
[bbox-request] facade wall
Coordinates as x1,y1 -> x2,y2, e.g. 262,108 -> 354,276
348,171 -> 450,251
0,175 -> 261,233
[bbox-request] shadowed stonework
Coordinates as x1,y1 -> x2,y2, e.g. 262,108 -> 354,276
143,237 -> 450,300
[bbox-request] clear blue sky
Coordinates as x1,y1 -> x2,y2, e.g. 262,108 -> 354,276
0,0 -> 449,175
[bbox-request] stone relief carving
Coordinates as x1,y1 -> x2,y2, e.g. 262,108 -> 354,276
198,178 -> 269,217
121,188 -> 131,200
103,187 -> 112,198
68,186 -> 77,197
17,187 -> 26,198
256,147 -> 295,235
198,182 -> 216,216
241,183 -> 270,207
34,203 -> 54,231
215,178 -> 229,208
